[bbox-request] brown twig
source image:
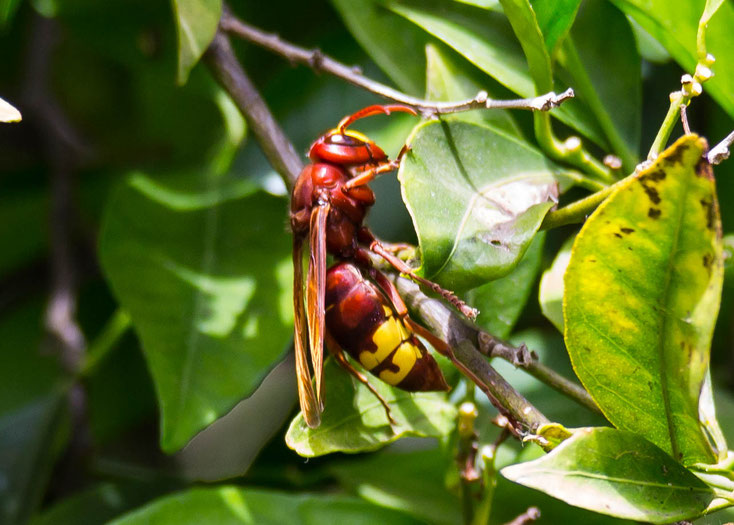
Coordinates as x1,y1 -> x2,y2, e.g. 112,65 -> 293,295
477,333 -> 602,415
22,13 -> 91,495
707,130 -> 734,165
220,9 -> 575,118
24,18 -> 89,372
393,276 -> 549,435
204,30 -> 302,189
503,507 -> 541,525
204,21 -> 553,436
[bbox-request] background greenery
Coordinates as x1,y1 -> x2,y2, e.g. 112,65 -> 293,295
2,0 -> 734,523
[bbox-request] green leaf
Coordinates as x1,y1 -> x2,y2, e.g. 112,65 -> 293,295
561,0 -> 641,170
538,235 -> 573,333
30,481 -> 171,525
724,233 -> 734,284
466,233 -> 545,339
628,18 -> 671,63
698,0 -> 726,59
531,0 -> 582,53
110,486 -> 424,525
330,449 -> 461,525
498,0 -> 554,93
0,96 -> 21,122
99,173 -> 293,452
564,135 -> 726,465
425,43 -> 522,138
171,0 -> 221,84
330,0 -> 429,95
1,394 -> 66,525
0,0 -> 22,29
399,120 -> 558,291
501,427 -> 716,523
610,0 -> 734,121
387,0 -> 607,146
286,360 -> 456,457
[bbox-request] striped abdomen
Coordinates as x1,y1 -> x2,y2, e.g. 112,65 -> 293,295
324,262 -> 449,391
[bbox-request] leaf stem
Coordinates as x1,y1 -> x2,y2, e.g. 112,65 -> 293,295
557,169 -> 608,192
648,51 -> 715,158
219,9 -> 575,118
80,309 -> 132,377
477,333 -> 602,415
473,428 -> 509,525
394,276 -> 550,434
540,181 -> 620,230
535,114 -> 614,183
456,401 -> 480,525
560,39 -> 638,172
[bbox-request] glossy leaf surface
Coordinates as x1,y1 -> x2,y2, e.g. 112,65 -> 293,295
467,233 -> 544,339
171,0 -> 221,84
330,0 -> 429,95
538,235 -> 573,333
286,360 -> 456,457
387,0 -> 606,146
610,0 -> 734,119
564,0 -> 641,169
502,427 -> 716,523
425,43 -> 521,138
111,487 -> 422,525
100,174 -> 292,452
400,120 -> 558,291
531,0 -> 581,53
564,135 -> 726,465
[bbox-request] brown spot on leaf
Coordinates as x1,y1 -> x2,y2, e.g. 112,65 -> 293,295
665,143 -> 688,165
640,169 -> 666,182
490,240 -> 502,246
700,198 -> 715,230
640,183 -> 661,204
648,208 -> 661,219
703,253 -> 713,270
620,227 -> 634,234
695,149 -> 714,179
614,232 -> 623,238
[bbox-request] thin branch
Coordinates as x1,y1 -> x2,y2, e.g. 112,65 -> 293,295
23,13 -> 91,496
477,333 -> 601,415
503,507 -> 541,525
680,104 -> 691,135
205,15 -> 554,436
204,29 -> 302,189
707,130 -> 734,165
24,16 -> 88,372
220,10 -> 575,118
540,180 -> 619,230
393,276 -> 549,435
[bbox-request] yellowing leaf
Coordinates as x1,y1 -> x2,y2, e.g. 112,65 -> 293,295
564,135 -> 726,465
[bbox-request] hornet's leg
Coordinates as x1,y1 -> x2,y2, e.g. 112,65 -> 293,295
326,332 -> 397,426
344,143 -> 412,190
357,230 -> 479,320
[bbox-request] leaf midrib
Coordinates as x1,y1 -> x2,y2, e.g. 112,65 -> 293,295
656,170 -> 689,461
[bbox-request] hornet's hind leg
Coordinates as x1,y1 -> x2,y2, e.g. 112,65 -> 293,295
325,332 -> 397,427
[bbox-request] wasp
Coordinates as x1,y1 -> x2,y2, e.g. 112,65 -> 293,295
290,105 -> 477,428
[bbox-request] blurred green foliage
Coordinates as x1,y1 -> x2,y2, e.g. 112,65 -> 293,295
1,0 -> 734,523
